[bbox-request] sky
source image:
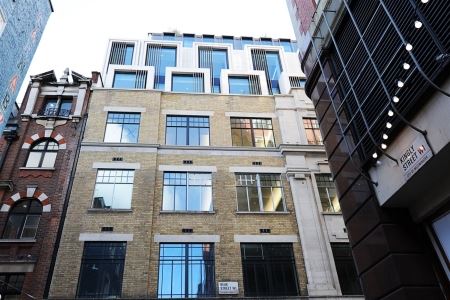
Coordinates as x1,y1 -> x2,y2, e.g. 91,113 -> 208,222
17,0 -> 295,102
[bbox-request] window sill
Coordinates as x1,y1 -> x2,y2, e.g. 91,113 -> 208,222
160,211 -> 216,214
235,211 -> 290,215
0,239 -> 36,243
321,212 -> 342,215
87,208 -> 133,213
19,167 -> 55,171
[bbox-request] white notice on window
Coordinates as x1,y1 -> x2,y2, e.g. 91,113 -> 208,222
399,135 -> 432,180
218,282 -> 239,294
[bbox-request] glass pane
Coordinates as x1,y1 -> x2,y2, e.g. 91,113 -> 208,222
125,45 -> 134,65
162,186 -> 175,211
273,188 -> 284,211
188,186 -> 201,211
104,123 -> 122,142
121,124 -> 139,143
77,260 -> 124,298
237,187 -> 248,211
261,188 -> 274,212
112,184 -> 133,209
201,186 -> 212,211
113,72 -> 136,88
176,127 -> 187,145
59,100 -> 72,116
3,215 -> 24,239
25,152 -> 42,167
253,129 -> 265,147
263,129 -> 275,147
166,127 -> 177,145
432,212 -> 450,261
199,128 -> 209,146
93,184 -> 114,208
41,152 -> 57,168
172,74 -> 195,92
174,186 -> 187,210
189,128 -> 199,146
248,187 -> 260,211
21,227 -> 38,239
229,77 -> 250,95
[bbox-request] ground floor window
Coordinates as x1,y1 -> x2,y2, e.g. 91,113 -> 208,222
0,273 -> 25,297
158,243 -> 215,298
76,242 -> 126,298
430,209 -> 450,279
240,243 -> 299,296
331,243 -> 363,295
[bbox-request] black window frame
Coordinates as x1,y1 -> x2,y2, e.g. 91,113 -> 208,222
330,243 -> 363,295
157,243 -> 215,298
104,112 -> 141,143
303,118 -> 323,145
2,199 -> 43,240
241,243 -> 299,297
165,115 -> 210,146
315,173 -> 341,213
230,117 -> 276,148
24,139 -> 59,168
0,273 -> 25,296
40,96 -> 73,117
76,241 -> 127,298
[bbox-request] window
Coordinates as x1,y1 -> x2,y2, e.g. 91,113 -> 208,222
104,112 -> 140,143
162,172 -> 212,212
146,45 -> 177,90
172,73 -> 204,93
165,116 -> 209,146
228,76 -> 262,95
0,274 -> 25,296
93,170 -> 134,209
113,71 -> 147,89
2,199 -> 42,239
199,48 -> 228,93
251,50 -> 282,94
241,243 -> 299,296
109,42 -> 134,65
431,210 -> 450,273
40,98 -> 72,117
315,174 -> 340,213
289,76 -> 306,89
331,243 -> 363,295
231,118 -> 275,147
158,243 -> 215,298
25,139 -> 58,168
236,173 -> 285,212
303,118 -> 323,145
77,242 -> 126,298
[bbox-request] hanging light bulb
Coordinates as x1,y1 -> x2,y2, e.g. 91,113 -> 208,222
381,143 -> 387,150
421,0 -> 429,3
397,80 -> 404,88
383,134 -> 388,140
386,122 -> 392,128
414,20 -> 423,29
405,43 -> 413,51
393,96 -> 400,103
388,110 -> 394,117
372,152 -> 378,159
403,62 -> 411,70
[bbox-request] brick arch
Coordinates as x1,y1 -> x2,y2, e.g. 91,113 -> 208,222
21,130 -> 67,150
0,188 -> 51,213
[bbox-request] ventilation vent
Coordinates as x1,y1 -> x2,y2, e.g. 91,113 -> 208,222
112,157 -> 123,161
182,228 -> 193,233
252,161 -> 262,166
101,227 -> 114,232
260,228 -> 271,234
183,160 -> 193,165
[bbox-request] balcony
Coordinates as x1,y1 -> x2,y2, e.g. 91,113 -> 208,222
38,107 -> 71,118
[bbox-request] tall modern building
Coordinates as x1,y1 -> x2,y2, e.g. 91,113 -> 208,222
48,32 -> 362,299
0,0 -> 53,133
287,0 -> 449,299
0,69 -> 96,298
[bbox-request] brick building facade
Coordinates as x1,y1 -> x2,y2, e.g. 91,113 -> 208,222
0,69 -> 96,298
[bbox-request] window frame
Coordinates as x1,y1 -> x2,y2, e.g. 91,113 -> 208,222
230,117 -> 276,148
2,199 -> 43,240
235,173 -> 286,212
104,112 -> 141,143
92,169 -> 135,210
40,96 -> 73,117
198,47 -> 229,93
76,241 -> 127,298
162,172 -> 213,212
330,243 -> 363,295
315,173 -> 341,213
25,139 -> 59,168
165,115 -> 210,146
303,118 -> 323,145
171,73 -> 205,93
0,273 -> 25,296
240,243 -> 299,297
157,243 -> 215,298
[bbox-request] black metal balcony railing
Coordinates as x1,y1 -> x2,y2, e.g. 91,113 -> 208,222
39,107 -> 71,117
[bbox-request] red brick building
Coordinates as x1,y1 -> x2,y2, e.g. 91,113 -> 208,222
0,69 -> 98,298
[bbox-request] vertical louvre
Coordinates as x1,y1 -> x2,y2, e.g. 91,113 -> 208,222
199,47 -> 214,92
146,43 -> 163,89
251,49 -> 273,95
109,42 -> 133,65
135,70 -> 147,89
249,75 -> 262,95
289,76 -> 306,88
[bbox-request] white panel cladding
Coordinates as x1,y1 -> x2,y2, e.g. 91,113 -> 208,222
92,162 -> 141,169
105,65 -> 155,89
161,110 -> 214,116
103,106 -> 147,113
225,112 -> 276,118
158,165 -> 217,173
228,166 -> 285,173
233,235 -> 298,243
79,233 -> 134,242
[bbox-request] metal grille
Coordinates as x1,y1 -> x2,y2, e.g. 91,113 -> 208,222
108,42 -> 133,65
146,44 -> 177,90
289,76 -> 306,88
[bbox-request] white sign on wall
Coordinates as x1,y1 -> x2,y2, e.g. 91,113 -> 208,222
399,135 -> 432,180
218,282 -> 239,294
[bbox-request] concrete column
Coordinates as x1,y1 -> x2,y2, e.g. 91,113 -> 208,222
73,83 -> 87,117
289,173 -> 339,296
23,81 -> 41,115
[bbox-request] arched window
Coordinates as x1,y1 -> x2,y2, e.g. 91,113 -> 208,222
2,199 -> 42,239
25,139 -> 58,168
